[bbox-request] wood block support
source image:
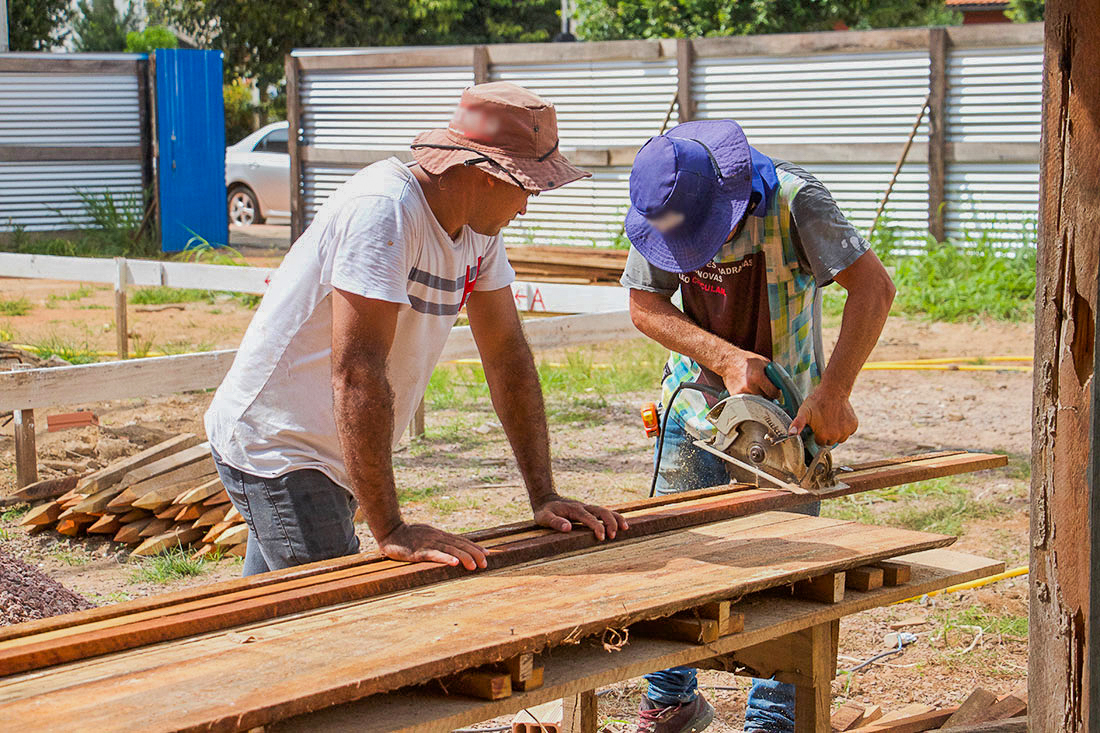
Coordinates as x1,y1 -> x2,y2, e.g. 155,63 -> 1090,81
875,561 -> 912,586
793,572 -> 845,603
562,690 -> 597,733
13,408 -> 37,489
846,566 -> 884,592
504,653 -> 543,692
446,670 -> 512,700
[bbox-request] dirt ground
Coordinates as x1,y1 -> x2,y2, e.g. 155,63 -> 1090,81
0,266 -> 1032,730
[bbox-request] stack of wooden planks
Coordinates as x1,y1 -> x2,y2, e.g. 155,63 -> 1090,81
829,683 -> 1028,731
17,434 -> 245,558
506,245 -> 628,284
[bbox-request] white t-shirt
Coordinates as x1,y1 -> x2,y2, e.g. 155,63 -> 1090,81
205,158 -> 515,490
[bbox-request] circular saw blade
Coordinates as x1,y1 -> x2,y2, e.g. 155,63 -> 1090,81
712,395 -> 806,485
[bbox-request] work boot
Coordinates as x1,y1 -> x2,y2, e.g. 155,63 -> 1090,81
636,693 -> 715,733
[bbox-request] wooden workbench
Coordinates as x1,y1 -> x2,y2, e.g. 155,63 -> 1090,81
0,511 -> 1002,733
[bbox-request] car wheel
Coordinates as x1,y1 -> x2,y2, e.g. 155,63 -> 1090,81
228,185 -> 264,227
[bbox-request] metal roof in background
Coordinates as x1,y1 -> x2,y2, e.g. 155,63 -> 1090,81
694,51 -> 931,145
299,67 -> 474,149
806,163 -> 930,239
946,45 -> 1043,143
302,165 -> 360,220
504,167 -> 632,247
491,60 -> 679,148
0,161 -> 143,230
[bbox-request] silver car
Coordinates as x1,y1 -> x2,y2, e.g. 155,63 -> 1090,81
226,121 -> 291,226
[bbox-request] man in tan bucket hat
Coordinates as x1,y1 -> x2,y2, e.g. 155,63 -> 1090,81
205,82 -> 626,577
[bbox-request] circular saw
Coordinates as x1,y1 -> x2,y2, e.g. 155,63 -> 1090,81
693,363 -> 845,495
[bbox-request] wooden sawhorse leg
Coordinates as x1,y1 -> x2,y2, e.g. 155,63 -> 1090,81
699,619 -> 840,733
562,689 -> 598,733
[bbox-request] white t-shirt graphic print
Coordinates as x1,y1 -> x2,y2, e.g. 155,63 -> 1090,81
205,158 -> 515,490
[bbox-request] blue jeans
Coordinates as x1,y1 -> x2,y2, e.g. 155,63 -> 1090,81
211,449 -> 361,576
645,415 -> 819,732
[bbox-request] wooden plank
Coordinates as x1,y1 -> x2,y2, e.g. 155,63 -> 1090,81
928,26 -> 949,242
286,53 -> 305,241
946,21 -> 1043,48
296,46 -> 474,71
940,718 -> 1027,732
273,553 -> 1000,733
13,409 -> 37,489
830,701 -> 868,730
691,27 -> 930,59
75,433 -> 201,494
941,688 -> 999,728
0,145 -> 142,162
845,566 -> 884,592
486,39 -> 662,65
18,502 -> 60,527
116,443 -> 212,490
472,45 -> 489,84
0,453 -> 1003,654
128,467 -> 218,511
676,37 -> 694,122
86,514 -> 121,535
175,478 -> 224,505
113,517 -> 154,544
856,706 -> 957,732
3,475 -> 79,506
0,515 -> 956,695
0,56 -> 140,73
633,615 -> 721,644
130,528 -> 204,557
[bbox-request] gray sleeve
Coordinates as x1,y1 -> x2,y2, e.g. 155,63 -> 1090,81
780,162 -> 870,287
619,245 -> 680,296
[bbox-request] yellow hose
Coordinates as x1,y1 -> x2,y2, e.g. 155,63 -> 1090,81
893,565 -> 1028,605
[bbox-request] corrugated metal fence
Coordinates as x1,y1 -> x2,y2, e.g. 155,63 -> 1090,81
0,54 -> 152,233
289,24 -> 1042,251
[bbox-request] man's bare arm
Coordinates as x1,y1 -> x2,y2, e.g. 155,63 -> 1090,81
628,289 -> 779,399
331,288 -> 487,569
465,287 -> 627,540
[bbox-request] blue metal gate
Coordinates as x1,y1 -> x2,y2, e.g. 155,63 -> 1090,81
155,49 -> 227,252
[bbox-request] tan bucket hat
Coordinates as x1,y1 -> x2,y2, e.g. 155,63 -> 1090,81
411,82 -> 590,192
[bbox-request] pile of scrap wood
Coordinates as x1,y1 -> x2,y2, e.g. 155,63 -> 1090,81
506,245 -> 627,284
17,434 -> 245,559
831,684 -> 1027,731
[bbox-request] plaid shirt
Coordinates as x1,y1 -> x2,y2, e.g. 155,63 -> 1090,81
662,167 -> 822,438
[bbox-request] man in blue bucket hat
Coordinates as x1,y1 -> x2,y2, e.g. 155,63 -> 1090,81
622,119 -> 896,732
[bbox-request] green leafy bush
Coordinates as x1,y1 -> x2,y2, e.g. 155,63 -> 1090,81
125,25 -> 178,53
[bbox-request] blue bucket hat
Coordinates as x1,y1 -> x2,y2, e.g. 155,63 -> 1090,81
625,119 -> 773,274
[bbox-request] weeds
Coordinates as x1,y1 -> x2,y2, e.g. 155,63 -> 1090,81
0,297 -> 32,316
130,286 -> 214,305
1,504 -> 30,521
935,606 -> 1028,639
398,485 -> 443,505
822,476 -> 1004,536
51,545 -> 89,566
46,285 -> 96,307
27,334 -> 99,364
129,545 -> 212,584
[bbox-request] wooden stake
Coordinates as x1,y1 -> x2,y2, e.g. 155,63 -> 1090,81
114,257 -> 128,360
13,408 -> 37,489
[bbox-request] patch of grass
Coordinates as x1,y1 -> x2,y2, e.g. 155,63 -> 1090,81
1,504 -> 30,521
27,335 -> 99,364
0,528 -> 11,541
80,304 -> 111,310
51,545 -> 89,566
130,286 -> 214,305
0,296 -> 32,316
936,606 -> 1028,639
428,495 -> 477,514
47,285 -> 95,307
886,493 -> 1003,536
86,591 -> 134,604
398,485 -> 443,505
821,497 -> 877,525
129,545 -> 211,584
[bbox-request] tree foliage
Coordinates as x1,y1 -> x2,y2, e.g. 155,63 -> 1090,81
162,0 -> 558,91
72,0 -> 141,52
1007,0 -> 1043,22
9,0 -> 73,51
125,26 -> 179,53
573,0 -> 959,40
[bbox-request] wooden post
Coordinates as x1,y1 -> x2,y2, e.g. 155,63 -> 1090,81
562,690 -> 598,733
1031,3 -> 1100,731
14,408 -> 37,489
676,38 -> 695,123
114,257 -> 128,359
411,398 -> 426,439
286,54 -> 305,241
793,621 -> 838,733
927,27 -> 948,243
473,45 -> 490,85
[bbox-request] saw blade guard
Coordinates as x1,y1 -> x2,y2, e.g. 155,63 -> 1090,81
704,394 -> 807,485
